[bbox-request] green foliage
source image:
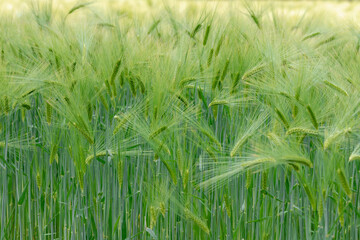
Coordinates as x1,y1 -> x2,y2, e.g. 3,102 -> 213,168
0,1 -> 359,239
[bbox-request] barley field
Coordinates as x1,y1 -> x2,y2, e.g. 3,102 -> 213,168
0,0 -> 359,239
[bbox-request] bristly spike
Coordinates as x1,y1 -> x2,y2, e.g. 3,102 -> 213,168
306,105 -> 318,130
203,25 -> 211,46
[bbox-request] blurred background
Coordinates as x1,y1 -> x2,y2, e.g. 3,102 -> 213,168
2,0 -> 360,21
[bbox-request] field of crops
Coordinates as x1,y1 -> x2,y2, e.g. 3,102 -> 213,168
0,0 -> 360,239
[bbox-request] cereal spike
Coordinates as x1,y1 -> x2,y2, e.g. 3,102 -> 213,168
337,168 -> 352,199
306,105 -> 318,130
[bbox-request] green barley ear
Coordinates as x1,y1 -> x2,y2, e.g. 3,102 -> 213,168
324,80 -> 348,96
111,82 -> 117,99
337,168 -> 352,199
215,35 -> 224,57
154,139 -> 171,156
207,48 -> 214,67
113,113 -> 131,135
4,96 -> 9,115
302,32 -> 320,41
275,108 -> 289,129
85,150 -> 112,165
49,144 -> 58,164
288,163 -> 300,171
110,59 -> 122,84
306,105 -> 318,130
205,147 -> 217,161
211,70 -> 221,90
46,100 -> 52,125
292,105 -> 298,119
183,208 -> 210,234
110,59 -> 121,96
182,169 -> 189,190
69,80 -> 77,92
21,109 -> 26,122
324,128 -> 351,149
190,24 -> 202,39
179,77 -> 196,88
303,183 -> 316,210
150,206 -> 158,229
119,71 -> 125,87
64,97 -> 71,106
78,172 -> 84,192
149,125 -> 168,139
97,89 -> 109,111
286,127 -> 319,136
21,102 -> 31,110
148,19 -> 161,34
71,61 -> 77,72
71,122 -> 94,145
242,158 -> 276,169
284,156 -> 313,168
136,77 -> 145,94
117,158 -> 124,188
318,194 -> 324,221
208,99 -> 229,108
230,72 -> 241,94
223,194 -> 231,217
175,93 -> 188,106
198,127 -> 222,150
242,64 -> 265,81
293,87 -> 301,117
316,35 -> 336,48
67,2 -> 93,16
36,171 -> 42,190
203,25 -> 211,46
160,202 -> 166,217
230,134 -> 250,157
220,58 -> 230,82
247,8 -> 261,29
267,132 -> 282,146
261,171 -> 267,191
129,77 -> 137,96
349,154 -> 360,162
87,102 -> 92,121
246,170 -> 252,189
105,80 -> 113,97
